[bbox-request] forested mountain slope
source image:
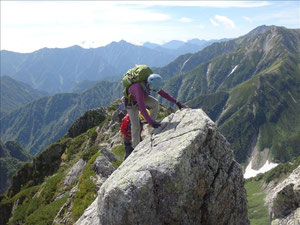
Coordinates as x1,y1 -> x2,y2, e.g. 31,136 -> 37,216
162,26 -> 300,163
0,76 -> 47,117
0,81 -> 122,155
0,141 -> 32,193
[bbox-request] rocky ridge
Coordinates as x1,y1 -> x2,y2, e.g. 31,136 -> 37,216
1,104 -> 249,225
77,108 -> 249,225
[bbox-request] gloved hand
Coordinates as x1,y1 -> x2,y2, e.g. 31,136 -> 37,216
176,102 -> 188,110
152,121 -> 162,128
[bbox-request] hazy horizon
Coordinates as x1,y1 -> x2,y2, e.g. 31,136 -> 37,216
1,1 -> 299,53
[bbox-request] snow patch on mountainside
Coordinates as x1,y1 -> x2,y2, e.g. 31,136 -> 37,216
288,91 -> 297,103
244,158 -> 278,179
229,65 -> 238,76
179,56 -> 192,75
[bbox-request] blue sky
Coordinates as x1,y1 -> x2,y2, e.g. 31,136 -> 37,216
1,1 -> 299,53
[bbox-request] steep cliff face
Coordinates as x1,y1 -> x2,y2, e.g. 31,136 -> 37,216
77,109 -> 249,225
266,165 -> 300,225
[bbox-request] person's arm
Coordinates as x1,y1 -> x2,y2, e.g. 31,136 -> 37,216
158,89 -> 188,109
129,83 -> 155,126
158,89 -> 178,104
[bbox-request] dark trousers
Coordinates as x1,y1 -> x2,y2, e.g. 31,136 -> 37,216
124,139 -> 134,160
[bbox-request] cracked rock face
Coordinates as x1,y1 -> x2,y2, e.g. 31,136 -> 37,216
96,108 -> 249,225
266,165 -> 300,225
92,154 -> 115,178
64,159 -> 86,186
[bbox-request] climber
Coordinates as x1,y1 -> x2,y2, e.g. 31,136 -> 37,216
120,110 -> 148,160
123,66 -> 187,149
118,97 -> 127,122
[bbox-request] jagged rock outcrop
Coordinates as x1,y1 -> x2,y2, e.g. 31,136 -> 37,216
74,154 -> 116,225
54,152 -> 117,225
8,142 -> 66,197
53,185 -> 79,225
78,108 -> 249,225
64,159 -> 86,186
66,108 -> 107,138
99,148 -> 117,163
266,165 -> 300,225
92,155 -> 115,178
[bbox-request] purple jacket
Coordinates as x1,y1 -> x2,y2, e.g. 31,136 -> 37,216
128,82 -> 178,126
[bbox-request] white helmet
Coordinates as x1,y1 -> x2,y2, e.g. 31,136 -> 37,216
147,74 -> 164,92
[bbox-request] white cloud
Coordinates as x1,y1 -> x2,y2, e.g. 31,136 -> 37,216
254,7 -> 300,27
94,6 -> 170,23
1,1 -> 171,27
210,19 -> 219,27
214,15 -> 236,29
179,17 -> 193,23
243,16 -> 253,23
2,2 -> 93,26
198,24 -> 205,29
1,1 -> 172,52
1,1 -> 296,53
124,1 -> 271,8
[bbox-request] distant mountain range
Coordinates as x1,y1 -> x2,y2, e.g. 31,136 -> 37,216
0,38 -> 226,95
0,76 -> 47,118
143,38 -> 230,56
1,25 -> 299,167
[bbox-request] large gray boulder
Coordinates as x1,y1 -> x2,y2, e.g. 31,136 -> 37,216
74,196 -> 101,225
96,108 -> 249,225
92,155 -> 115,178
266,165 -> 300,225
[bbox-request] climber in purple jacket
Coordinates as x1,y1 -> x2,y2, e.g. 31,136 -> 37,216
126,74 -> 187,149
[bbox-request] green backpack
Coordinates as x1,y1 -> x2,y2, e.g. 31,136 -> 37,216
121,65 -> 153,99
